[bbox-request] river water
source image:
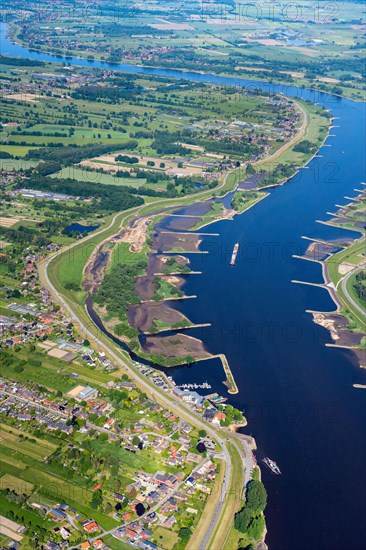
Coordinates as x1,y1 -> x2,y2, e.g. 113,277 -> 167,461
2,23 -> 365,549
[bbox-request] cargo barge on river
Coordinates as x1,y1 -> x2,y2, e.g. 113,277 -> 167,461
230,243 -> 239,266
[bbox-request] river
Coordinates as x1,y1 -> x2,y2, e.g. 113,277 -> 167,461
2,23 -> 365,550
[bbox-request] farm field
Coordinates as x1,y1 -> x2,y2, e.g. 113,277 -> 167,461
5,0 -> 365,100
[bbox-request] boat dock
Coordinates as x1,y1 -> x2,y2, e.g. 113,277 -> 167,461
177,382 -> 212,390
205,393 -> 228,404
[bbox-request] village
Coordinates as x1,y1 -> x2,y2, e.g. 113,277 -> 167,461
0,363 -> 228,550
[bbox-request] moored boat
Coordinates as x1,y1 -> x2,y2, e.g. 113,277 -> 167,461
262,457 -> 281,475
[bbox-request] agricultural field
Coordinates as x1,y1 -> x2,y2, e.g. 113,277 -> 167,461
4,0 -> 365,100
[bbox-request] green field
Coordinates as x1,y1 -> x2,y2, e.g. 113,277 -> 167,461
326,237 -> 366,333
6,1 -> 365,100
153,527 -> 179,550
0,453 -> 118,530
103,536 -> 133,550
0,473 -> 34,495
0,347 -> 104,393
0,427 -> 57,461
51,165 -> 149,188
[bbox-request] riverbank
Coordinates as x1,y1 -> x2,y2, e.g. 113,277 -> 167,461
298,191 -> 366,366
7,21 -> 365,103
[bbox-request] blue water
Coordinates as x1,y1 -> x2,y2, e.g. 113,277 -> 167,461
66,223 -> 99,235
2,23 -> 366,550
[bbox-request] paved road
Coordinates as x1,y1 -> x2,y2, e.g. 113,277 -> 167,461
341,263 -> 366,322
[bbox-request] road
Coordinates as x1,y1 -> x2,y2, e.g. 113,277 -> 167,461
341,263 -> 366,323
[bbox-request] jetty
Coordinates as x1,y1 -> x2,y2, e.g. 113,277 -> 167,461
152,271 -> 202,276
160,231 -> 219,236
211,354 -> 239,394
140,295 -> 197,303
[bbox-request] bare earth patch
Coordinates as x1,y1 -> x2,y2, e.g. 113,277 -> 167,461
142,332 -> 209,360
338,263 -> 356,275
4,93 -> 39,102
128,302 -> 189,333
118,216 -> 152,252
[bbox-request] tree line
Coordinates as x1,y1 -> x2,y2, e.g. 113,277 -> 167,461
234,479 -> 267,541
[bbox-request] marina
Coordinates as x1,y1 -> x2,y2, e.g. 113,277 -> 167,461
176,382 -> 212,390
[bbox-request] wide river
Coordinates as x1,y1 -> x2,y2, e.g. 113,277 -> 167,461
2,23 -> 365,549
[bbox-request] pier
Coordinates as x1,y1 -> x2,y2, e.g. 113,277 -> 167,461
177,382 -> 212,390
152,271 -> 202,276
301,235 -> 347,249
212,353 -> 239,394
140,295 -> 197,303
142,322 -> 211,335
161,250 -> 208,254
292,280 -> 326,289
160,231 -> 219,237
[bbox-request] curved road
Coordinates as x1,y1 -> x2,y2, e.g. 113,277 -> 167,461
341,263 -> 366,323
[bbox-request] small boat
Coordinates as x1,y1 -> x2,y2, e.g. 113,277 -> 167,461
262,457 -> 281,475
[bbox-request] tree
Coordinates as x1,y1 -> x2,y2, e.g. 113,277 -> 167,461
91,490 -> 103,509
83,339 -> 90,347
132,436 -> 140,446
246,480 -> 267,512
179,527 -> 192,541
198,429 -> 207,438
234,506 -> 251,533
247,515 -> 265,540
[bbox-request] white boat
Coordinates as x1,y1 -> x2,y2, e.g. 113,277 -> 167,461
262,457 -> 281,475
